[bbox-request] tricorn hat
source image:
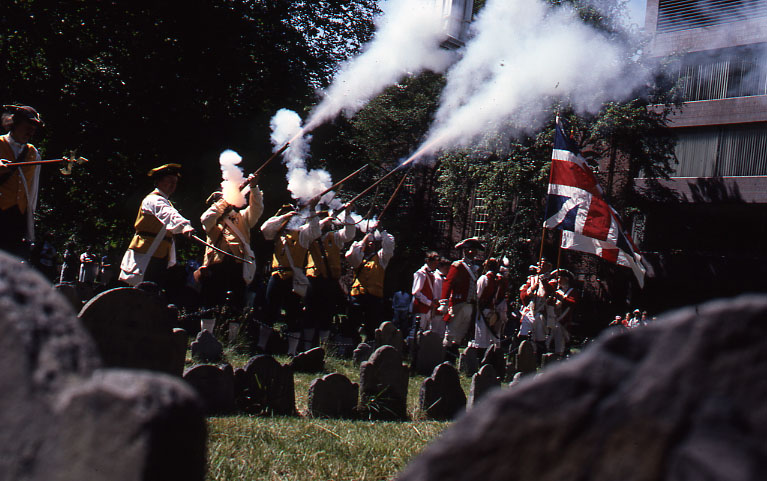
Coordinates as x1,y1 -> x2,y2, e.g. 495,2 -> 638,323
147,163 -> 182,178
3,105 -> 44,127
455,237 -> 484,250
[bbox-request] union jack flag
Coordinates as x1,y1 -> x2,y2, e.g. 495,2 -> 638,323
543,117 -> 648,287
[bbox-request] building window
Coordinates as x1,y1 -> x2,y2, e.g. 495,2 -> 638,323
472,195 -> 488,237
671,44 -> 767,102
657,0 -> 767,33
672,123 -> 767,177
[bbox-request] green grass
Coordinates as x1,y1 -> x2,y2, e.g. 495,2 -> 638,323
198,344 -> 473,480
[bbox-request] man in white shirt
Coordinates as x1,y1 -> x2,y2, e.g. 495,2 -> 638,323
119,164 -> 195,288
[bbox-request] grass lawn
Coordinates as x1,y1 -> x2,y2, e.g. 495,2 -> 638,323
200,346 -> 471,480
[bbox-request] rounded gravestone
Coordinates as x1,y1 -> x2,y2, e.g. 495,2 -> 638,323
78,287 -> 186,375
420,362 -> 466,420
308,373 -> 359,419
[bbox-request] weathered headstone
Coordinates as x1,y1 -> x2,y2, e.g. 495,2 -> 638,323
235,355 -> 296,416
516,340 -> 537,375
419,362 -> 466,420
480,344 -> 505,381
353,342 -> 374,365
541,352 -> 559,369
415,330 -> 445,376
359,346 -> 409,420
375,321 -> 405,353
307,373 -> 359,419
289,346 -> 325,373
183,363 -> 235,415
0,252 -> 206,481
505,344 -> 518,382
78,287 -> 188,376
458,346 -> 481,376
397,295 -> 767,481
54,282 -> 81,310
468,364 -> 500,408
190,329 -> 224,363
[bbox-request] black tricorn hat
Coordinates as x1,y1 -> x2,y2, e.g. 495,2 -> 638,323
455,237 -> 484,250
147,163 -> 182,178
4,105 -> 44,127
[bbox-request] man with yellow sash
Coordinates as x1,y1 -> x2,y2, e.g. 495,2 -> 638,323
119,164 -> 195,288
345,229 -> 395,344
0,105 -> 44,257
259,201 -> 321,355
303,207 -> 356,351
199,174 -> 263,310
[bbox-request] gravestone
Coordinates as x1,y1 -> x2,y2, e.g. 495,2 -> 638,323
235,355 -> 296,416
415,330 -> 445,376
183,363 -> 235,415
419,362 -> 466,420
190,329 -> 224,363
375,321 -> 404,353
480,344 -> 505,381
289,347 -> 325,373
54,283 -> 80,310
541,353 -> 559,369
307,373 -> 359,419
505,344 -> 518,382
516,340 -> 537,375
509,371 -> 523,387
397,295 -> 767,481
353,342 -> 374,365
0,251 -> 206,481
78,287 -> 188,376
458,346 -> 481,376
468,364 -> 500,408
359,346 -> 409,420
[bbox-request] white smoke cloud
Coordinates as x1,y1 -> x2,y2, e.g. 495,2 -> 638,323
412,0 -> 649,160
219,149 -> 246,208
304,0 -> 454,132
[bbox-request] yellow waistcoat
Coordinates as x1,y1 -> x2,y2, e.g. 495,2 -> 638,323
351,253 -> 385,298
128,193 -> 174,259
0,138 -> 38,212
271,230 -> 308,280
306,234 -> 342,279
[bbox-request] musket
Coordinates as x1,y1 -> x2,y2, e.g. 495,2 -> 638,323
316,164 -> 369,199
191,235 -> 254,264
2,153 -> 89,175
253,142 -> 290,176
377,167 -> 412,222
342,162 -> 407,209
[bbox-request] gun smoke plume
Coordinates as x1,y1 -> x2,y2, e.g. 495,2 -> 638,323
219,149 -> 247,208
413,0 -> 649,160
304,0 -> 453,132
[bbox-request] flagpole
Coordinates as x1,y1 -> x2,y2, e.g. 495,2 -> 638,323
540,114 -> 560,261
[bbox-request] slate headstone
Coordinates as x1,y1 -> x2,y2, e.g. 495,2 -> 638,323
359,346 -> 409,420
183,363 -> 235,415
375,321 -> 405,353
505,344 -> 518,382
54,283 -> 81,310
289,347 -> 325,373
468,364 -> 500,408
0,252 -> 206,481
419,362 -> 466,420
190,329 -> 224,363
397,295 -> 767,481
78,287 -> 187,375
307,373 -> 359,419
458,346 -> 481,376
541,353 -> 560,369
353,342 -> 374,365
415,330 -> 445,376
516,340 -> 537,375
480,344 -> 505,381
236,355 -> 296,416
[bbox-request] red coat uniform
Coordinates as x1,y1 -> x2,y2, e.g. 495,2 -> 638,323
440,260 -> 477,322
